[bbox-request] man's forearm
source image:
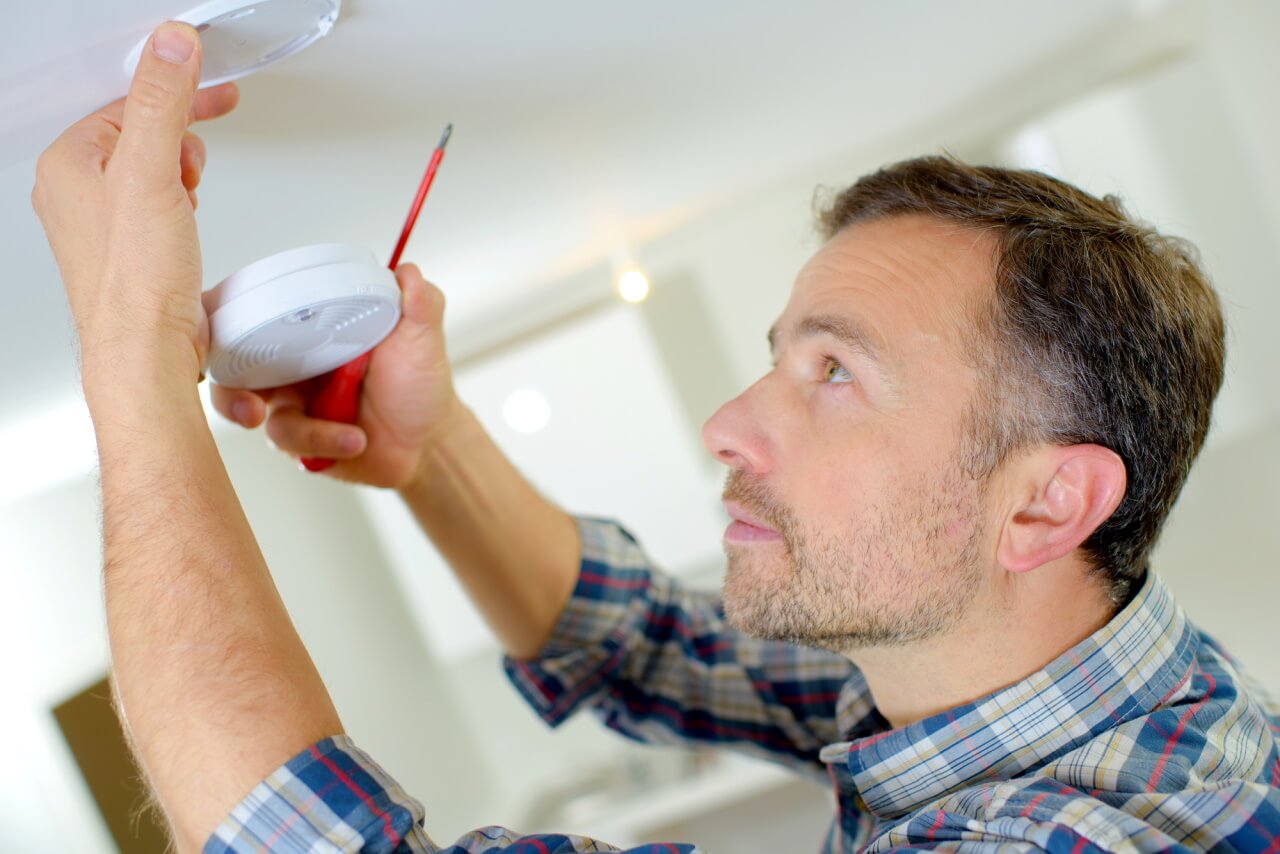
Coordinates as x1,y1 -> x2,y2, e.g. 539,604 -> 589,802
396,403 -> 581,660
88,363 -> 341,851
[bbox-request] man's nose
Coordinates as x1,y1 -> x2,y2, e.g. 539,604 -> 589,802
701,383 -> 772,475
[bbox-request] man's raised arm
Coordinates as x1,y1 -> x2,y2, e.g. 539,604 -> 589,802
394,402 -> 582,660
92,359 -> 342,849
32,24 -> 341,850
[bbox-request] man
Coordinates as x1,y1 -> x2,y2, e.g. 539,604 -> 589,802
32,23 -> 1279,854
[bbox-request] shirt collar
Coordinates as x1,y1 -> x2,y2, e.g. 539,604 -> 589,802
820,571 -> 1198,820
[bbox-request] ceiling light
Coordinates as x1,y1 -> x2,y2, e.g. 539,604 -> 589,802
502,389 -> 551,434
617,269 -> 651,304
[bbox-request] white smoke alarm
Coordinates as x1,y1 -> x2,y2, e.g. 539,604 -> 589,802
202,243 -> 401,389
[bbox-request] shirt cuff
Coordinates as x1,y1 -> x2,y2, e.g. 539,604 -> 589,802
503,516 -> 657,726
204,735 -> 426,854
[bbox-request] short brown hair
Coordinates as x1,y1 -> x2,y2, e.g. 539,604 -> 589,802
818,156 -> 1225,606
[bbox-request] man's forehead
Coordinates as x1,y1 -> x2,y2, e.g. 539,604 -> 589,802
800,216 -> 993,296
780,216 -> 996,349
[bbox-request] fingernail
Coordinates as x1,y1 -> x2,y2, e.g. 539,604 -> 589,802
341,432 -> 365,454
153,24 -> 196,64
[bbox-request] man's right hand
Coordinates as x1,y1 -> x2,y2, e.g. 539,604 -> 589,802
211,262 -> 462,490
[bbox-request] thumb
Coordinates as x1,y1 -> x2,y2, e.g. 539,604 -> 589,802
376,263 -> 451,372
116,22 -> 202,186
396,264 -> 447,340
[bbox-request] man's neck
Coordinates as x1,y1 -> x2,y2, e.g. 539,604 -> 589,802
846,556 -> 1116,731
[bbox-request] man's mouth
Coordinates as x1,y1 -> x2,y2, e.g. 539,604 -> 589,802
722,500 -> 784,543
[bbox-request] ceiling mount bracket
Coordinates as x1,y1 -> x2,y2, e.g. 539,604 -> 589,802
123,0 -> 341,88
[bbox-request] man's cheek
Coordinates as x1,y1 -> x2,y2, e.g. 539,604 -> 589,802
807,461 -> 874,519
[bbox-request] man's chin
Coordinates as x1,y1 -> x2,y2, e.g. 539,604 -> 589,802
724,604 -> 858,653
721,601 -> 773,639
722,586 -> 797,642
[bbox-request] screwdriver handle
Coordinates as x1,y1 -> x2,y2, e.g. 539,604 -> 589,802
299,351 -> 372,472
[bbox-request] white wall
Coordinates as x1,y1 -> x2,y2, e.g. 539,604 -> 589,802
1154,420 -> 1280,694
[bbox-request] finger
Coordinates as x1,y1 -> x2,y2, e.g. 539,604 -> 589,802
92,81 -> 237,133
180,132 -> 206,192
210,384 -> 269,427
115,22 -> 202,187
383,263 -> 447,359
264,384 -> 308,414
192,82 -> 239,123
265,408 -> 368,459
361,264 -> 450,385
209,382 -> 300,425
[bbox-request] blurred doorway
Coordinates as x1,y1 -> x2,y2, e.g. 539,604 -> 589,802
53,675 -> 169,853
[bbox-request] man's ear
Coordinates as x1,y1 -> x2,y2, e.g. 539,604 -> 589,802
997,444 -> 1127,574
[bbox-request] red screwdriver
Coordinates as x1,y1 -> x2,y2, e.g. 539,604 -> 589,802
300,123 -> 453,473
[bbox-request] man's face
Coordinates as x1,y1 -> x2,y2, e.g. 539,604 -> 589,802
701,215 -> 1000,652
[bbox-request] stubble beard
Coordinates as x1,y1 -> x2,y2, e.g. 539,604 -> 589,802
720,466 -> 987,653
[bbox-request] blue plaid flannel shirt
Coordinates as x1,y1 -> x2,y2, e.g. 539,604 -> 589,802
208,518 -> 1280,852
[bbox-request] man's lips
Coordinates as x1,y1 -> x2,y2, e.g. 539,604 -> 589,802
722,500 -> 784,543
724,500 -> 776,530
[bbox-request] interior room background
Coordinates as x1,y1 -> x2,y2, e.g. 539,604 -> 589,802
1,1 -> 1277,850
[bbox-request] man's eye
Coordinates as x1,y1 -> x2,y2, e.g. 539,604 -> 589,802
823,359 -> 854,384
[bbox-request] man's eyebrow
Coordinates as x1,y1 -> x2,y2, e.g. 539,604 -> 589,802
762,313 -> 896,386
768,314 -> 886,361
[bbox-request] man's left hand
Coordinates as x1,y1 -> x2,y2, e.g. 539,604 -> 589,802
31,22 -> 239,394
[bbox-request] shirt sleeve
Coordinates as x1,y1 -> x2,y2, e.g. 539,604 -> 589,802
204,735 -> 704,854
503,517 -> 877,778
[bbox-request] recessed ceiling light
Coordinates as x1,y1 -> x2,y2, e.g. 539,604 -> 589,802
617,269 -> 651,304
503,389 -> 551,434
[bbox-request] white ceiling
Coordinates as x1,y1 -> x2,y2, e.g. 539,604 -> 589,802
0,0 -> 1123,421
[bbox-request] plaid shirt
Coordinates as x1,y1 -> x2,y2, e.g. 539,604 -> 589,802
209,518 -> 1280,852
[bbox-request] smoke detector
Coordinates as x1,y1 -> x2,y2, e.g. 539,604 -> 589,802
203,243 -> 401,389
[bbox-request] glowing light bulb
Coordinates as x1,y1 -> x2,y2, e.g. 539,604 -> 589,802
617,269 -> 651,303
503,388 -> 551,434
